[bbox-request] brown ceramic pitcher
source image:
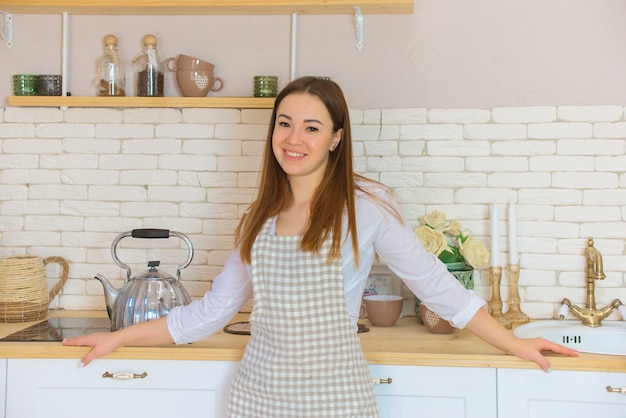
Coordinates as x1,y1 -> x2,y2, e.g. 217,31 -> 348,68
0,255 -> 69,322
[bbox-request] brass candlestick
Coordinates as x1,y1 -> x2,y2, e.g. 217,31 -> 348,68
504,263 -> 529,325
488,266 -> 512,330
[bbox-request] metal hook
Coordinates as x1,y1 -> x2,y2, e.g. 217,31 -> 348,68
0,11 -> 13,48
354,6 -> 363,52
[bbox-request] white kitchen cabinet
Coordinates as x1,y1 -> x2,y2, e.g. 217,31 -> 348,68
5,358 -> 239,418
497,368 -> 626,417
4,359 -> 499,418
6,359 -> 625,417
0,359 -> 6,418
369,364 -> 497,418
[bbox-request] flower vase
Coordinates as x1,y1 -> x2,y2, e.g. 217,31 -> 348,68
415,262 -> 474,334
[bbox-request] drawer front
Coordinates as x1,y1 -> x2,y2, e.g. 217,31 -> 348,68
498,368 -> 626,417
370,364 -> 497,418
6,358 -> 239,418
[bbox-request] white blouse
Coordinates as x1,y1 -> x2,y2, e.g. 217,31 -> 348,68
167,182 -> 486,344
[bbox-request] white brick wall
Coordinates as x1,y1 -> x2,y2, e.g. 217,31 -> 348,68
1,105 -> 625,321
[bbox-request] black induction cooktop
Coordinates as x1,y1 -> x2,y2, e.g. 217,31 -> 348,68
0,317 -> 112,342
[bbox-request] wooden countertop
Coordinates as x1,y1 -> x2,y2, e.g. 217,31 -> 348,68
0,310 -> 624,373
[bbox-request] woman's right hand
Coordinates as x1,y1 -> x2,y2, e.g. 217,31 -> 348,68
62,317 -> 173,367
62,331 -> 124,367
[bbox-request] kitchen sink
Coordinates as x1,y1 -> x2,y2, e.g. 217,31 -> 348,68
512,320 -> 626,356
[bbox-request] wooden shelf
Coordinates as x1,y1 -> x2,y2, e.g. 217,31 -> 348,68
7,96 -> 276,109
0,0 -> 413,15
1,0 -> 413,109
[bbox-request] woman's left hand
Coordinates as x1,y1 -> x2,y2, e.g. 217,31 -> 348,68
466,309 -> 578,371
505,336 -> 578,372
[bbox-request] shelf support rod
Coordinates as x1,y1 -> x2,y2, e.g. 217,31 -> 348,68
61,12 -> 69,108
290,12 -> 297,81
0,11 -> 13,48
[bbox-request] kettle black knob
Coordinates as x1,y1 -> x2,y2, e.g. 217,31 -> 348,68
148,260 -> 161,268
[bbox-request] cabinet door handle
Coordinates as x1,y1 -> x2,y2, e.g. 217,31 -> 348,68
102,371 -> 148,380
607,386 -> 626,395
372,377 -> 392,385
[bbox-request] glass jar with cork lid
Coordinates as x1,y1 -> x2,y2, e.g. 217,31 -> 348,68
97,34 -> 126,96
133,34 -> 164,97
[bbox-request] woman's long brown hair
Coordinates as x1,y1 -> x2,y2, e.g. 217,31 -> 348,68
234,76 -> 361,265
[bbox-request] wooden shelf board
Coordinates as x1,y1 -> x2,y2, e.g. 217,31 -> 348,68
0,0 -> 413,15
7,96 -> 276,109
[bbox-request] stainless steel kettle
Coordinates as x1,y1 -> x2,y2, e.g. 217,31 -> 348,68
94,228 -> 193,331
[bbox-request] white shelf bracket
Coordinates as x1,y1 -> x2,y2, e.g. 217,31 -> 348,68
354,6 -> 363,52
0,11 -> 13,48
61,12 -> 69,108
290,12 -> 297,81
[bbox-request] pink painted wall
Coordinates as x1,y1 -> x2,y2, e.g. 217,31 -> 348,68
2,0 -> 626,108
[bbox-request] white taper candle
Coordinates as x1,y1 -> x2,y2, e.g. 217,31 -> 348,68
508,203 -> 518,265
490,203 -> 500,266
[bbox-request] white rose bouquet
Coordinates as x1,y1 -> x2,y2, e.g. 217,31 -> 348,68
414,211 -> 490,269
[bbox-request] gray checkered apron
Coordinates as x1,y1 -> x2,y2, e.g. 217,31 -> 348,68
228,217 -> 379,417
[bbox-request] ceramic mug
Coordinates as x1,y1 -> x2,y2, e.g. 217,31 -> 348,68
363,295 -> 403,327
419,304 -> 455,334
176,70 -> 224,97
166,54 -> 215,72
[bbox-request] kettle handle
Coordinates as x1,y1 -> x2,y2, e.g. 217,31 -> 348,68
131,229 -> 170,239
110,229 -> 194,281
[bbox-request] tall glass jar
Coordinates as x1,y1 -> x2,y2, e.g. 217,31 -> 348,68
133,34 -> 164,97
97,34 -> 125,96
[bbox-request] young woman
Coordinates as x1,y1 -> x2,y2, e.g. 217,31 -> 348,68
64,76 -> 577,417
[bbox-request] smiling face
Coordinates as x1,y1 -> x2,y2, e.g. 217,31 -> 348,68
272,92 -> 342,186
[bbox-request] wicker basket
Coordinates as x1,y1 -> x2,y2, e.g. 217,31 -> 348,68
0,255 -> 69,323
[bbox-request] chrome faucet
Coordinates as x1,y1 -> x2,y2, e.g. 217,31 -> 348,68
559,237 -> 623,327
